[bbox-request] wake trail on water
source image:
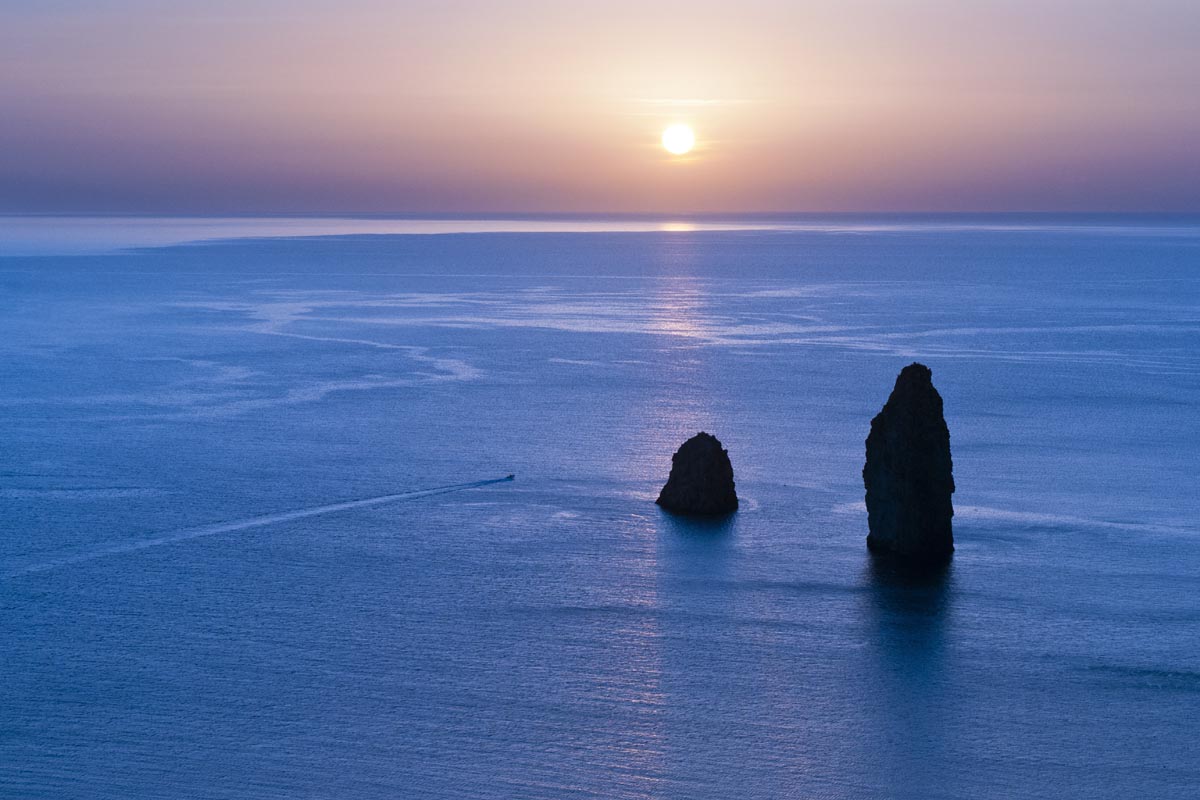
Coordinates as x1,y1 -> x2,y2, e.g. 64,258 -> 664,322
3,476 -> 514,578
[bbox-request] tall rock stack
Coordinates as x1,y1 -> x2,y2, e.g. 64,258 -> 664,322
863,363 -> 955,562
657,432 -> 739,516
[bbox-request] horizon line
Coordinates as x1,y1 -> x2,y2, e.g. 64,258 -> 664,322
4,210 -> 1200,219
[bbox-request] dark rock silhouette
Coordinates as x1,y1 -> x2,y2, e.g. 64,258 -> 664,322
657,432 -> 739,516
863,363 -> 955,562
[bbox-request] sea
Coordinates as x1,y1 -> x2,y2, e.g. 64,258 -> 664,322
1,215 -> 1197,799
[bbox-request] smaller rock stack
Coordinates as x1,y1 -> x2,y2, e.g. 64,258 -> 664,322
656,432 -> 739,516
863,363 -> 955,562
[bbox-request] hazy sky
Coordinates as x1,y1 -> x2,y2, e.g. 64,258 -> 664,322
2,1 -> 1198,213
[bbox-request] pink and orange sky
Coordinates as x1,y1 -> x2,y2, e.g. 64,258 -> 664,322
2,0 -> 1198,214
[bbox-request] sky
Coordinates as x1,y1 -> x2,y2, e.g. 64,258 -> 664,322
2,0 -> 1198,214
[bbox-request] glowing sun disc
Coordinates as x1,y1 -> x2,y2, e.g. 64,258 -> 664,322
661,124 -> 695,155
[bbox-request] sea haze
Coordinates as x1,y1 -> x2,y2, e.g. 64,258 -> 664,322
1,218 -> 1198,799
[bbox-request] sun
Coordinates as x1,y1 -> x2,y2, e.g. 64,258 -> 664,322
661,123 -> 695,155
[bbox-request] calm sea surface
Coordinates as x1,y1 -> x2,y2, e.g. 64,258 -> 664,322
2,217 -> 1198,799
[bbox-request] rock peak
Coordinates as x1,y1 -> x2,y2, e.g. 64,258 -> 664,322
895,361 -> 933,388
863,363 -> 955,562
656,432 -> 738,516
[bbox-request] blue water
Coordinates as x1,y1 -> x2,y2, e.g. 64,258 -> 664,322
2,218 -> 1198,799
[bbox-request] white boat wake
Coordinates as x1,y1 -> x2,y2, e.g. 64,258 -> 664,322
4,476 -> 514,578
